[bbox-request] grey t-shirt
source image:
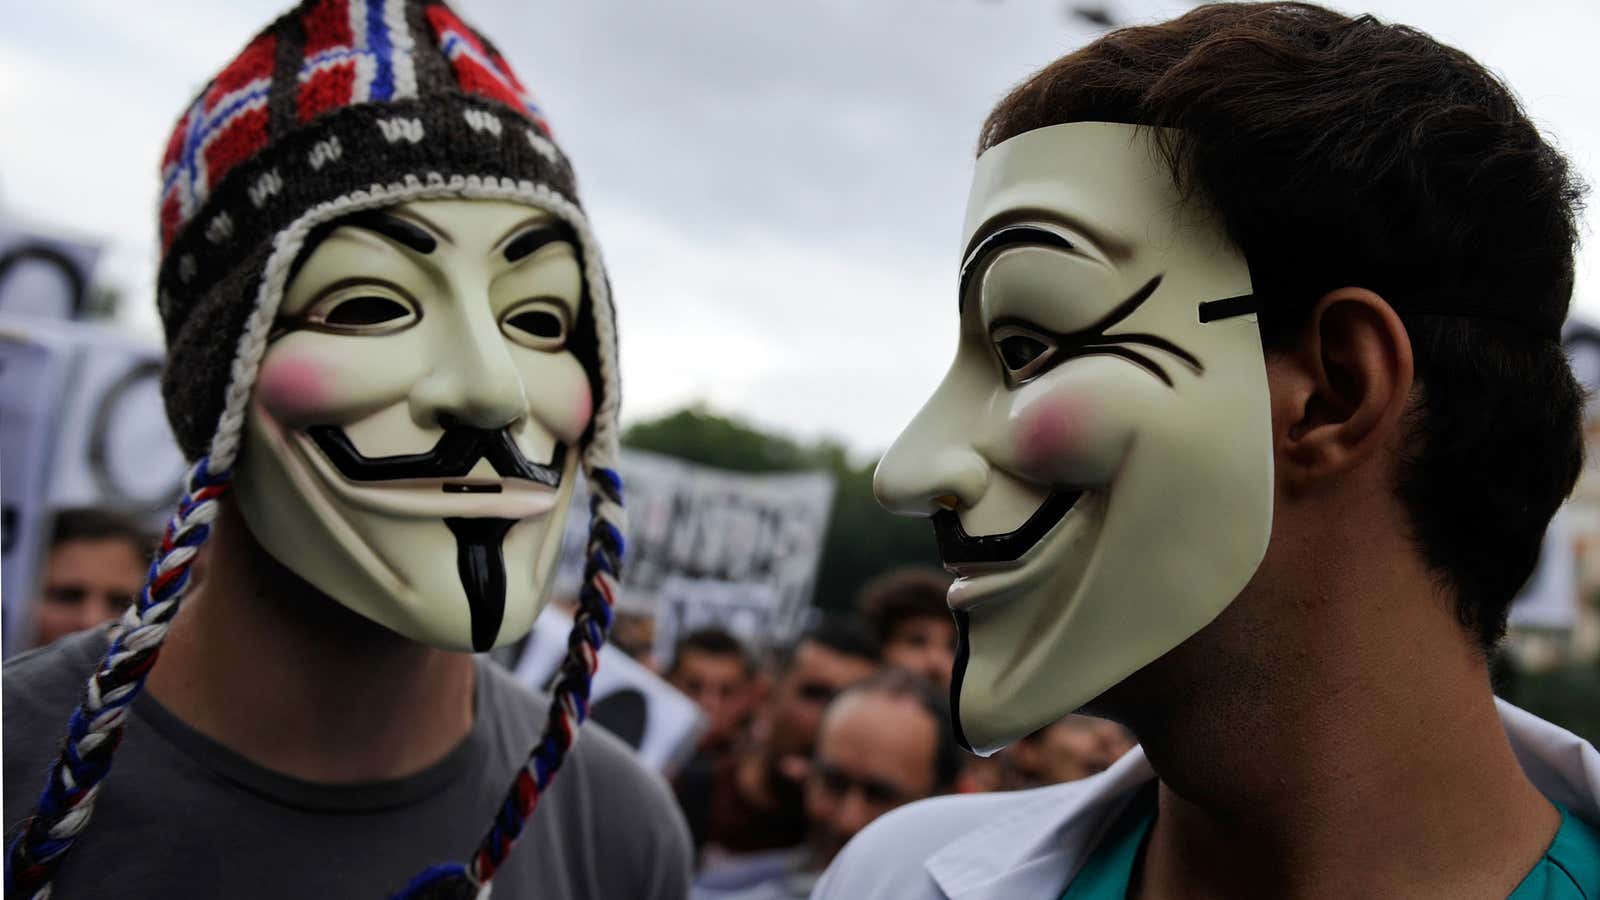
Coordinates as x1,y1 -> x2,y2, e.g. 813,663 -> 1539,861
4,627 -> 692,899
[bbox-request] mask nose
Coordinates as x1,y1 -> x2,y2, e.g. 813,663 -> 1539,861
410,301 -> 528,431
874,397 -> 989,517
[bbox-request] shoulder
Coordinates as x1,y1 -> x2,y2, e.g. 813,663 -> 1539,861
4,626 -> 110,740
813,789 -> 1048,900
4,626 -> 108,712
476,657 -> 682,794
475,658 -> 693,898
4,627 -> 111,832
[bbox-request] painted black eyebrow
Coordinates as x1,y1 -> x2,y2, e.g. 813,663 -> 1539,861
989,274 -> 1202,387
504,223 -> 575,263
343,210 -> 438,255
986,274 -> 1165,354
958,224 -> 1075,313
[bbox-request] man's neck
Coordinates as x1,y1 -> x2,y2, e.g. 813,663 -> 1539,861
1121,556 -> 1559,899
145,501 -> 476,783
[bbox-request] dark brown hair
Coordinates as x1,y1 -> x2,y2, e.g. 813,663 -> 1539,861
668,626 -> 755,677
49,507 -> 155,555
856,566 -> 954,646
982,2 -> 1585,649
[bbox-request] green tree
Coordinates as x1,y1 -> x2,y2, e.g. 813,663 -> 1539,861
623,406 -> 938,614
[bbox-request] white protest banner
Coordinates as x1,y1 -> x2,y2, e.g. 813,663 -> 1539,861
1505,319 -> 1600,632
1,325 -> 77,653
1509,508 -> 1578,630
0,315 -> 186,655
549,449 -> 835,664
0,220 -> 103,320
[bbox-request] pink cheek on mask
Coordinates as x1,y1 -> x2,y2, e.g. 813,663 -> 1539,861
256,356 -> 334,423
1013,390 -> 1097,477
571,388 -> 594,432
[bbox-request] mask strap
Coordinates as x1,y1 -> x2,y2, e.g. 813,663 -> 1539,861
1197,293 -> 1259,323
1198,293 -> 1562,343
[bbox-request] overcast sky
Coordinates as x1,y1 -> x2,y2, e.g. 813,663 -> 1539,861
2,0 -> 1596,455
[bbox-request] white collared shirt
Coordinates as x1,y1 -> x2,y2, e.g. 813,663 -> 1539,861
813,701 -> 1600,900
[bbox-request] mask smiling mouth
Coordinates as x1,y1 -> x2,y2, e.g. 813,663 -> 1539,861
307,424 -> 566,489
932,489 -> 1083,569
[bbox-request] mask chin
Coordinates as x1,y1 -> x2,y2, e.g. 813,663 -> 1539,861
234,405 -> 580,651
946,488 -> 1108,755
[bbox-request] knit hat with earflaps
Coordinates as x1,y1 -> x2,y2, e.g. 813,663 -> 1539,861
5,3 -> 625,899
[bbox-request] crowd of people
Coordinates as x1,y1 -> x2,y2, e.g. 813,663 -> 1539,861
20,536 -> 1131,900
7,1 -> 1599,896
654,567 -> 1133,898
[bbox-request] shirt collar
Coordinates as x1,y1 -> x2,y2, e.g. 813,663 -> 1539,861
923,700 -> 1600,899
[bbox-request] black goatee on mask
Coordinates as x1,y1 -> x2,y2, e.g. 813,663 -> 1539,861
308,424 -> 567,651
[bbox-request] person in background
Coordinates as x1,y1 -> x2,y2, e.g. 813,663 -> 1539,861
668,627 -> 759,756
857,567 -> 1022,797
857,567 -> 957,690
31,508 -> 153,648
1006,714 -> 1136,790
611,609 -> 661,670
696,669 -> 960,899
676,616 -> 881,869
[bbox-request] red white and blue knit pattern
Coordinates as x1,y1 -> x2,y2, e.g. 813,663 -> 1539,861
298,0 -> 421,122
425,4 -> 551,134
158,31 -> 278,250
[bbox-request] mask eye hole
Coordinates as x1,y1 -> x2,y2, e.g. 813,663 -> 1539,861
323,295 -> 413,327
501,298 -> 569,351
285,283 -> 422,338
991,323 -> 1058,385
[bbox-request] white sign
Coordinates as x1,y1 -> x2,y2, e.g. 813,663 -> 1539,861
0,220 -> 102,320
1504,319 -> 1600,632
1509,507 -> 1578,630
0,315 -> 187,655
1,326 -> 76,653
550,448 -> 835,663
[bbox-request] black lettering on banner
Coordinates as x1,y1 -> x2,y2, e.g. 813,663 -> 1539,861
88,359 -> 185,513
0,244 -> 89,319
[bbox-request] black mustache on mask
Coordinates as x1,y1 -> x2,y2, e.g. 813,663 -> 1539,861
307,425 -> 566,488
932,489 -> 1081,566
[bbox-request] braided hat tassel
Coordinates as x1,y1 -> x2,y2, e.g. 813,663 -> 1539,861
4,458 -> 230,899
389,466 -> 624,900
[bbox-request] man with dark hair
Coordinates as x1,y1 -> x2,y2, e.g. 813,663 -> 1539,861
698,669 -> 959,899
31,508 -> 154,648
677,617 -> 880,869
667,627 -> 757,755
821,4 -> 1599,898
857,567 -> 957,689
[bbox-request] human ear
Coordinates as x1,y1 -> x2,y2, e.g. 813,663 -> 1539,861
1271,288 -> 1415,493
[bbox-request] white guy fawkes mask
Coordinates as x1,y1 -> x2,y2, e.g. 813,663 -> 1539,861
235,198 -> 593,652
874,122 -> 1273,754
